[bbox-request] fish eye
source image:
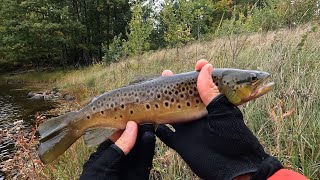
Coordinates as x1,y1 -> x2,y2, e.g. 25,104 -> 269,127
251,76 -> 257,81
250,74 -> 257,81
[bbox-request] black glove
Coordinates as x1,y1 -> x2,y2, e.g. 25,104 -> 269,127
79,124 -> 156,180
156,95 -> 283,180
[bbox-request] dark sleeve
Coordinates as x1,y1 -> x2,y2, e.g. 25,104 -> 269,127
268,169 -> 309,180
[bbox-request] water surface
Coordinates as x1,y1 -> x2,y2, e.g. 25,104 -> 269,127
0,82 -> 58,178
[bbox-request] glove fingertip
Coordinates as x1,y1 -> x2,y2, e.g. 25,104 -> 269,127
155,125 -> 175,148
94,144 -> 125,169
142,131 -> 156,143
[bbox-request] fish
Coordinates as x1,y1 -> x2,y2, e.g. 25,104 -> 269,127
37,68 -> 274,164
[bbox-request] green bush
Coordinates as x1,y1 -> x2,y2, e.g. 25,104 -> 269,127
102,35 -> 124,64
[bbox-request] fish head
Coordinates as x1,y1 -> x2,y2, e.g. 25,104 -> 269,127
217,69 -> 274,105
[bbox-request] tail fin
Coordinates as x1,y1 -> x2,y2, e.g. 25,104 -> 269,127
38,111 -> 83,164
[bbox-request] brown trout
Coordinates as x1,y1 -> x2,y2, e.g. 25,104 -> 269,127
38,68 -> 274,164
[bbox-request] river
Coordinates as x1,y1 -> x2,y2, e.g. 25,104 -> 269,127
0,82 -> 58,179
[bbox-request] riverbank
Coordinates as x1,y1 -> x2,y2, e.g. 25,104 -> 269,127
2,25 -> 320,179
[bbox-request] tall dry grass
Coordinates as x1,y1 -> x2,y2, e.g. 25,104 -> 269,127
4,25 -> 320,179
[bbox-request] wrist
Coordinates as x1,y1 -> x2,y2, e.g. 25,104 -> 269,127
250,156 -> 283,180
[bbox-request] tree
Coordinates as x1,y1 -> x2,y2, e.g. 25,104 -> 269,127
161,0 -> 193,49
123,0 -> 153,56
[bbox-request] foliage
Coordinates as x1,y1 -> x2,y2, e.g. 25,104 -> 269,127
102,34 -> 125,64
123,1 -> 153,56
0,0 -> 130,67
161,0 -> 193,48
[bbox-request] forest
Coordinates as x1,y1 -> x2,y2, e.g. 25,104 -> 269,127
1,0 -> 320,179
0,0 -> 319,72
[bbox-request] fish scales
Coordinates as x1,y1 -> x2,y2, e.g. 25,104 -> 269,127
37,69 -> 274,164
77,71 -> 206,131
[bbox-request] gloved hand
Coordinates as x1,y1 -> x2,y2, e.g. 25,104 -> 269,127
156,60 -> 283,180
156,95 -> 282,179
79,124 -> 155,180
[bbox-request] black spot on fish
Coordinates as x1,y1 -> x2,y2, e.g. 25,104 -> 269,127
195,99 -> 200,104
164,90 -> 168,94
121,104 -> 125,109
186,102 -> 191,107
93,107 -> 96,111
150,92 -> 154,96
130,110 -> 134,114
157,94 -> 161,99
124,93 -> 127,96
182,87 -> 185,91
189,90 -> 193,95
97,101 -> 101,105
171,98 -> 175,102
101,111 -> 104,114
155,104 -> 159,108
146,104 -> 150,109
87,116 -> 90,119
147,90 -> 150,93
164,101 -> 169,107
136,98 -> 140,103
103,97 -> 106,101
180,94 -> 184,98
110,104 -> 114,108
215,82 -> 219,86
120,115 -> 123,118
101,103 -> 104,106
178,104 -> 181,109
175,91 -> 179,95
168,91 -> 172,95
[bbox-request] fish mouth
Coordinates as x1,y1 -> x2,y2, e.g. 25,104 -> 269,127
250,76 -> 274,99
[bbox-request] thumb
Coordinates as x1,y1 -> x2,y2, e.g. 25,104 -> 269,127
155,125 -> 175,149
115,121 -> 138,155
197,64 -> 220,106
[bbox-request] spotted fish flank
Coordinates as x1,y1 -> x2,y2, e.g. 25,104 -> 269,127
38,69 -> 274,164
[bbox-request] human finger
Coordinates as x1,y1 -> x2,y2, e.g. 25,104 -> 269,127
162,70 -> 174,76
109,130 -> 124,143
114,121 -> 138,155
195,59 -> 209,71
197,64 -> 220,106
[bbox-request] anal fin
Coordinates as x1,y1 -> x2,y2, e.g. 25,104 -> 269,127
83,127 -> 118,146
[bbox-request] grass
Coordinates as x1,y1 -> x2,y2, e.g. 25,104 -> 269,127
5,25 -> 320,179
